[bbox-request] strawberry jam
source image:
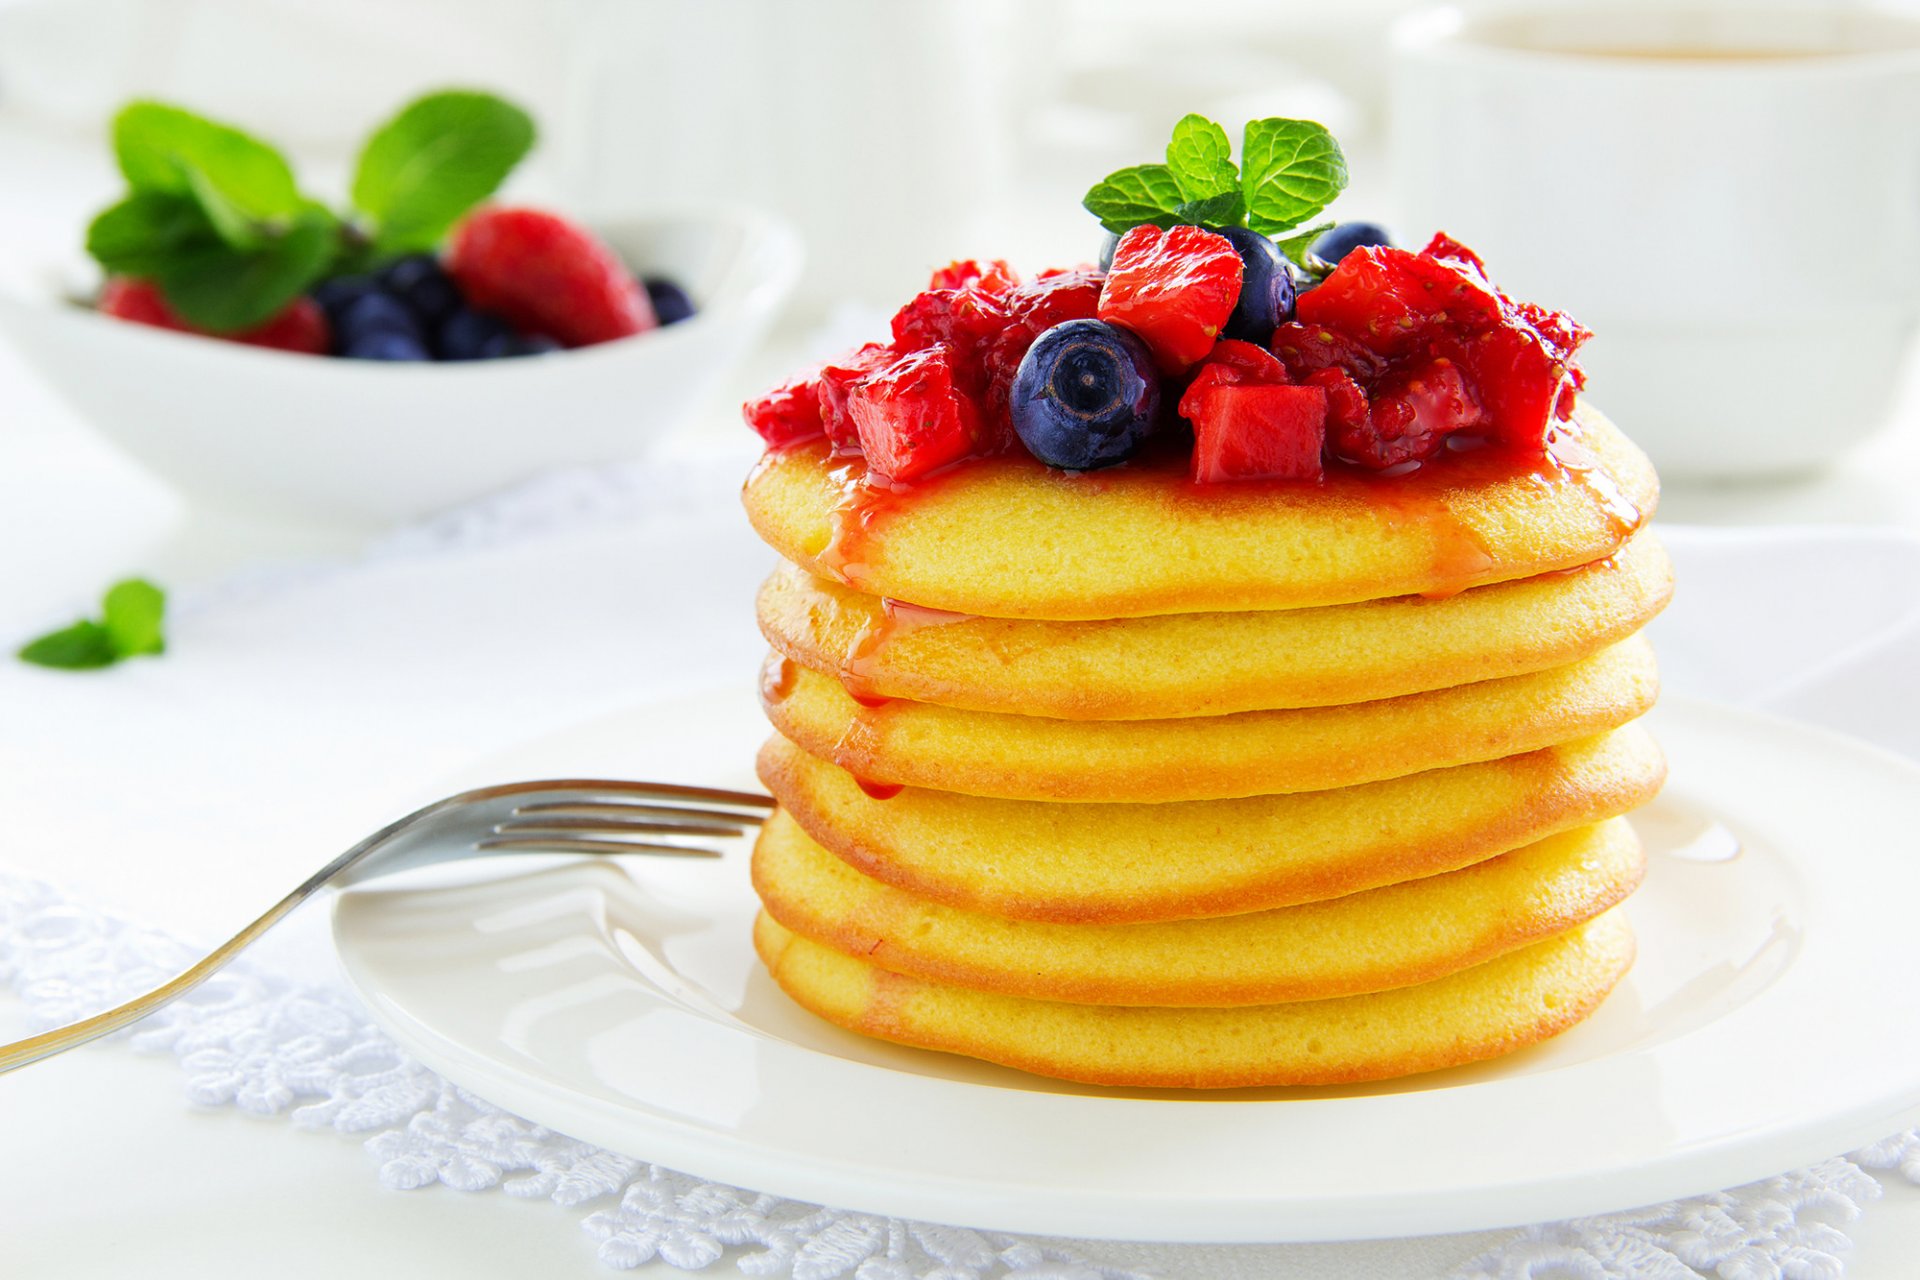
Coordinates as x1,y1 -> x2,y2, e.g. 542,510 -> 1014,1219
1278,233 -> 1590,469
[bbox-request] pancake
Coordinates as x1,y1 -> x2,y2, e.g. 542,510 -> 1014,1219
763,636 -> 1658,803
758,532 -> 1673,720
741,401 -> 1656,621
759,727 -> 1665,921
754,907 -> 1636,1087
754,812 -> 1643,1006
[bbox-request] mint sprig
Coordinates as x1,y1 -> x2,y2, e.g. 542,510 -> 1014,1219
19,578 -> 167,671
85,89 -> 535,333
1082,113 -> 1348,266
353,91 -> 535,256
1240,119 -> 1348,237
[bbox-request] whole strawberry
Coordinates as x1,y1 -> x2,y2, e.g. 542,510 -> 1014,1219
445,206 -> 655,347
99,277 -> 330,354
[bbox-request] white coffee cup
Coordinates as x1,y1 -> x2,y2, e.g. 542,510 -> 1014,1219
1389,4 -> 1920,479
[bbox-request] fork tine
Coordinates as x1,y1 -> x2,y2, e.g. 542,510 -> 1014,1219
520,783 -> 776,811
476,835 -> 726,858
493,815 -> 749,838
512,799 -> 770,826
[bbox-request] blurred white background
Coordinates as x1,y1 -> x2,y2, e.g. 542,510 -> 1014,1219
0,0 -> 1412,308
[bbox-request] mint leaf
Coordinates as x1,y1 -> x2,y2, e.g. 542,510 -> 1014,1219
102,579 -> 166,657
1082,164 -> 1183,235
1165,114 -> 1238,204
18,621 -> 118,670
113,102 -> 304,227
1240,118 -> 1348,236
86,192 -> 223,278
157,212 -> 336,331
19,578 -> 168,671
1274,222 -> 1334,270
1174,192 -> 1245,228
353,90 -> 535,255
181,163 -> 269,249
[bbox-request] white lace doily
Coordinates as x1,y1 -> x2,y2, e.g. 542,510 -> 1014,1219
4,869 -> 1913,1280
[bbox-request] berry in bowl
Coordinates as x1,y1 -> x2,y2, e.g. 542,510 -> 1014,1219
0,91 -> 801,528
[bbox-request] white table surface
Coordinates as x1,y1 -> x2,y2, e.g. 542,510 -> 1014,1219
6,123 -> 1920,1277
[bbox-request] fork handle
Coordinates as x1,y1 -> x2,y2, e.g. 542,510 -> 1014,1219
0,886 -> 307,1073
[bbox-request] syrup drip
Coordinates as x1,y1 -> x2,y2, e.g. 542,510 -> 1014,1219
759,654 -> 799,705
818,458 -> 909,592
842,597 -> 974,704
853,776 -> 904,801
1344,474 -> 1498,601
1549,426 -> 1644,541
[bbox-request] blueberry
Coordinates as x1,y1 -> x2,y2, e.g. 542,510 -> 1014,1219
642,276 -> 696,325
1009,319 -> 1160,470
380,254 -> 463,327
1097,231 -> 1121,272
338,292 -> 422,343
1309,221 -> 1394,266
436,309 -> 514,361
1219,226 -> 1296,343
311,274 -> 379,319
342,332 -> 431,362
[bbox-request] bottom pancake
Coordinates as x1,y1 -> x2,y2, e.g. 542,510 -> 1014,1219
753,812 -> 1643,1006
754,908 -> 1635,1088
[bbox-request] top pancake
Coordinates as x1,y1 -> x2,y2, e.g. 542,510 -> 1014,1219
742,401 -> 1657,620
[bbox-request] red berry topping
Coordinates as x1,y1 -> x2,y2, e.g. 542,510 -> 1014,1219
1178,339 -> 1325,483
1178,339 -> 1290,407
847,347 -> 982,484
1097,225 -> 1243,374
1302,366 -> 1369,446
817,343 -> 898,450
978,270 -> 1105,446
1339,357 -> 1483,470
1285,233 -> 1589,463
743,372 -> 824,449
891,282 -> 1011,383
98,277 -> 330,354
926,259 -> 1019,293
1189,384 -> 1328,484
445,206 -> 655,348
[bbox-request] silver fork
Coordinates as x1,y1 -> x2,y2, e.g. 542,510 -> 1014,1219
0,778 -> 774,1074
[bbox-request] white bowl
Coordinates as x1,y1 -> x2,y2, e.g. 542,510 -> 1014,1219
0,207 -> 802,528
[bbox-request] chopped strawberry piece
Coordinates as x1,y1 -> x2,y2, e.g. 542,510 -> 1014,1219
817,343 -> 897,450
1188,383 -> 1327,483
890,283 -> 1013,407
1286,234 -> 1590,461
848,347 -> 982,483
98,277 -> 330,353
1297,246 -> 1502,357
1177,339 -> 1291,424
1098,225 -> 1243,374
743,372 -> 824,449
1194,338 -> 1290,386
1421,232 -> 1487,273
1303,367 -> 1369,444
927,259 -> 1019,292
446,206 -> 655,347
1332,357 -> 1483,470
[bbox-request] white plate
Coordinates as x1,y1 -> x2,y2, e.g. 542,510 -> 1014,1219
333,691 -> 1920,1243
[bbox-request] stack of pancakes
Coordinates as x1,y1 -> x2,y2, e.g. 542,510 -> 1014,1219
741,404 -> 1667,1088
